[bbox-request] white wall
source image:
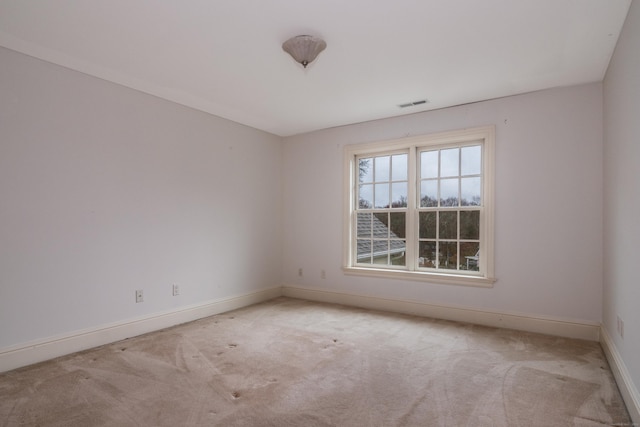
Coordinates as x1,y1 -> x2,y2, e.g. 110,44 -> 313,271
603,0 -> 640,399
0,47 -> 283,350
283,83 -> 604,324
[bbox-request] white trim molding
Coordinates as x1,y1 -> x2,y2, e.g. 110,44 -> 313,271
1,285 -> 610,377
282,285 -> 600,341
600,327 -> 640,424
0,286 -> 282,374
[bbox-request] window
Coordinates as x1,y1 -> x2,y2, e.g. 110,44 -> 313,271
343,126 -> 495,287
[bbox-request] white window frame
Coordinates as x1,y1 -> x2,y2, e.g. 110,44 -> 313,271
343,126 -> 496,287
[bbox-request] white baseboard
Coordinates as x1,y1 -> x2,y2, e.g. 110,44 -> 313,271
282,285 -> 601,341
600,327 -> 640,424
1,285 -> 605,375
0,286 -> 282,374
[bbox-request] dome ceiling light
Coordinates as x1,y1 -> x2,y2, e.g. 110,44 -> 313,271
282,35 -> 327,68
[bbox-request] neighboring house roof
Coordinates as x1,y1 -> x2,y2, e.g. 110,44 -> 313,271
357,214 -> 406,260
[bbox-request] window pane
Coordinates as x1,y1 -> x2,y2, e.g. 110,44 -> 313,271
373,212 -> 389,237
357,240 -> 372,264
421,151 -> 438,179
359,184 -> 373,209
390,212 -> 406,238
373,241 -> 389,264
461,145 -> 481,176
440,178 -> 459,206
461,242 -> 479,271
357,213 -> 372,237
391,154 -> 408,181
375,156 -> 390,182
460,211 -> 479,240
439,211 -> 458,239
374,183 -> 390,208
461,177 -> 481,206
440,148 -> 459,177
391,241 -> 406,266
439,242 -> 458,269
391,182 -> 407,207
419,212 -> 436,239
359,158 -> 373,183
419,241 -> 436,267
420,180 -> 437,207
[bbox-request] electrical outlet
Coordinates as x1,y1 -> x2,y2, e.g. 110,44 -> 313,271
321,269 -> 326,279
172,283 -> 180,296
298,268 -> 303,277
135,289 -> 144,303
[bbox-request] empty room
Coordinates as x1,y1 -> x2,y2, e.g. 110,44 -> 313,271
0,1 -> 638,426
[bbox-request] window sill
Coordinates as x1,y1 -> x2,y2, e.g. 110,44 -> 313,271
343,266 -> 496,288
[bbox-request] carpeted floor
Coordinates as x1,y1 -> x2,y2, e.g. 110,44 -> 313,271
0,297 -> 631,426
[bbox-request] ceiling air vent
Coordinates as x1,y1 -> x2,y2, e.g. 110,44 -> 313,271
398,99 -> 428,108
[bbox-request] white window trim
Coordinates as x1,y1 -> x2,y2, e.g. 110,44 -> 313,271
343,126 -> 496,287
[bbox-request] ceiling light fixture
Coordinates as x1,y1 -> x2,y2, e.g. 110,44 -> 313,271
282,35 -> 327,68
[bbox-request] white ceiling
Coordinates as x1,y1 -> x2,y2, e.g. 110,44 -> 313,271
0,1 -> 631,137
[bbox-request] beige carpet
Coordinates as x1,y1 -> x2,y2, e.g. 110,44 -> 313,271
0,297 -> 631,426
